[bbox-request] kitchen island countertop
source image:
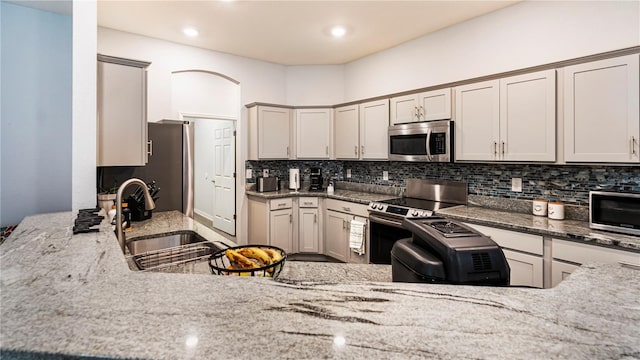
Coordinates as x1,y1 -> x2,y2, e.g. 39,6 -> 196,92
1,211 -> 639,359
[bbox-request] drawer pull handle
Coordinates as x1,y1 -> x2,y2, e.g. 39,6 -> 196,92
619,261 -> 640,270
278,203 -> 287,207
631,136 -> 637,156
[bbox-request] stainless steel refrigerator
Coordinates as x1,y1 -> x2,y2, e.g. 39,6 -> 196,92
131,120 -> 194,217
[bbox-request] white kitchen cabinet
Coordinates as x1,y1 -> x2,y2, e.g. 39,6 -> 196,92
296,108 -> 331,159
563,54 -> 640,163
550,238 -> 640,287
455,80 -> 500,161
97,55 -> 150,166
499,70 -> 556,161
247,197 -> 293,253
464,223 -> 544,288
334,99 -> 389,160
390,88 -> 452,125
298,197 -> 320,253
248,105 -> 293,160
359,99 -> 389,160
324,199 -> 369,263
334,105 -> 360,159
455,70 -> 556,162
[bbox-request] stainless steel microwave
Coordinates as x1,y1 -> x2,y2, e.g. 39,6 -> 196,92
388,120 -> 453,162
590,191 -> 640,236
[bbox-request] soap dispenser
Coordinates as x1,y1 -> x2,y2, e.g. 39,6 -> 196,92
327,181 -> 334,195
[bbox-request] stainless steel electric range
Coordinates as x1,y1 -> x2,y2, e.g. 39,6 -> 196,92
367,179 -> 468,264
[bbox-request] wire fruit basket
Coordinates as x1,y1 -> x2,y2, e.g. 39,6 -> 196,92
208,245 -> 287,278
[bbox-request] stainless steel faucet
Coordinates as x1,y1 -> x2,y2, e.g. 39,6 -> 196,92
116,178 -> 156,253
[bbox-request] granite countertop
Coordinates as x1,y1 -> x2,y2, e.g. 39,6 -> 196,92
246,188 -> 398,205
437,205 -> 640,251
2,211 -> 640,359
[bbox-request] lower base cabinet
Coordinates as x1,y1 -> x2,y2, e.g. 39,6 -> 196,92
248,197 -> 293,253
298,198 -> 320,253
269,208 -> 293,254
551,260 -> 580,287
465,223 -> 544,288
324,199 -> 369,264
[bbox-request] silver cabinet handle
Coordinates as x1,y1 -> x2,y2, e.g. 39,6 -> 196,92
354,145 -> 358,156
326,146 -> 329,155
361,145 -> 365,155
419,105 -> 424,119
501,141 -> 505,155
342,206 -> 351,212
631,136 -> 637,155
493,141 -> 498,156
314,214 -> 317,223
413,106 -> 418,119
342,219 -> 346,229
278,203 -> 287,208
147,140 -> 153,156
286,146 -> 290,156
289,214 -> 292,223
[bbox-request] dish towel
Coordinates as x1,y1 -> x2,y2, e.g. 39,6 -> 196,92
349,219 -> 366,255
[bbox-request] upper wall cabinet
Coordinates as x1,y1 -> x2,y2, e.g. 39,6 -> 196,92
334,99 -> 389,160
390,88 -> 451,125
455,70 -> 556,162
97,55 -> 150,166
296,108 -> 332,159
248,105 -> 293,160
563,54 -> 640,163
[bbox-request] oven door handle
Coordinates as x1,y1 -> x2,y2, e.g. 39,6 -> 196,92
425,128 -> 432,161
369,214 -> 404,228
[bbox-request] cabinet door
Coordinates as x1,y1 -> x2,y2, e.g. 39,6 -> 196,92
564,54 -> 640,163
325,210 -> 347,262
502,249 -> 543,288
418,88 -> 452,121
551,260 -> 580,288
97,61 -> 147,166
258,106 -> 291,159
390,94 -> 419,125
360,99 -> 389,160
500,70 -> 556,161
347,215 -> 368,264
455,80 -> 500,161
334,105 -> 360,159
296,108 -> 331,159
270,209 -> 293,253
299,208 -> 319,253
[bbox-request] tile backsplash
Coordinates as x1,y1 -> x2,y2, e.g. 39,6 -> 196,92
246,160 -> 640,206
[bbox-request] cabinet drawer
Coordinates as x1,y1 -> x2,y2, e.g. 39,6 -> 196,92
465,223 -> 543,255
269,198 -> 293,210
326,199 -> 368,217
552,238 -> 640,267
299,197 -> 318,208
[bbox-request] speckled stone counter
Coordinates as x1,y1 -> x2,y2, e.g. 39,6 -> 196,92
437,205 -> 640,251
246,188 -> 398,205
2,211 -> 640,359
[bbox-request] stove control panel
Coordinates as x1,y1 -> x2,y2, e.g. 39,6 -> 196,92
368,202 -> 433,218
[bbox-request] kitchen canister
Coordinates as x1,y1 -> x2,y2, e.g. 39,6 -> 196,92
532,199 -> 548,216
548,201 -> 565,220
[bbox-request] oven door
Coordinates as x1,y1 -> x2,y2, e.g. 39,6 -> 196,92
388,120 -> 452,162
368,213 -> 412,264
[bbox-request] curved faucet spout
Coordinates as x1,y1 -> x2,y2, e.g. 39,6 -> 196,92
116,178 -> 156,254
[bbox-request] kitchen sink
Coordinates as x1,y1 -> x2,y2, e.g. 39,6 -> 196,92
127,231 -> 223,272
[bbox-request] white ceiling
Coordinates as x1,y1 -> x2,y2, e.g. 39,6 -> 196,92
97,0 -> 519,66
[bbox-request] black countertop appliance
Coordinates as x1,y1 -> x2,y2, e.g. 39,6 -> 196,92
391,218 -> 510,286
309,167 -> 323,191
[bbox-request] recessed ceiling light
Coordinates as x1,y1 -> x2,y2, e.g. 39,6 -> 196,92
330,26 -> 347,38
183,27 -> 199,37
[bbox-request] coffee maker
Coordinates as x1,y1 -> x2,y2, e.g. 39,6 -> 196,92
309,167 -> 323,191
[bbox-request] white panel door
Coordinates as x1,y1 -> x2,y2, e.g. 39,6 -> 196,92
298,208 -> 319,253
390,94 -> 419,125
296,108 -> 331,159
258,106 -> 291,159
418,88 -> 452,121
334,105 -> 360,159
502,249 -> 543,288
455,80 -> 500,161
270,209 -> 293,254
360,99 -> 389,160
500,70 -> 556,161
564,54 -> 640,163
213,121 -> 236,236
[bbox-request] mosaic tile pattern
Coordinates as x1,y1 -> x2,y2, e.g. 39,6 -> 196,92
246,161 -> 640,206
